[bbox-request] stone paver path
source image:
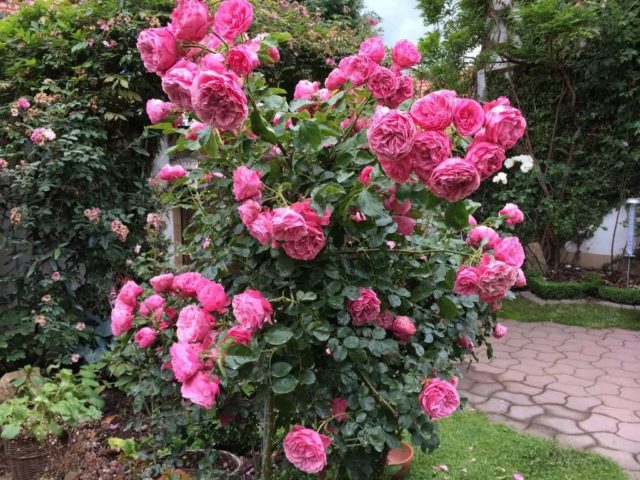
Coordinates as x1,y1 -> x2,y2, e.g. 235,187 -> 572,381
459,319 -> 640,477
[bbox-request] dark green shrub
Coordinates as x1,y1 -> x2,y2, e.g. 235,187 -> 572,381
597,286 -> 640,306
526,271 -> 602,299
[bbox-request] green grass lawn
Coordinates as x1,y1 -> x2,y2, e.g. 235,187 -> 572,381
408,411 -> 627,480
498,296 -> 640,330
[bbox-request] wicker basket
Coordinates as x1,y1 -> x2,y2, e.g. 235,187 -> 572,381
3,438 -> 49,480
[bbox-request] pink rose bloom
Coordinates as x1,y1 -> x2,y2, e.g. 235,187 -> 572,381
157,164 -> 187,182
150,273 -> 174,293
453,99 -> 484,136
232,166 -> 263,202
379,156 -> 413,183
347,288 -> 381,326
385,75 -> 414,108
458,335 -> 474,350
393,215 -> 416,236
407,130 -> 451,183
232,289 -> 273,332
191,70 -> 248,131
162,60 -> 199,109
177,305 -> 212,343
140,294 -> 165,312
477,256 -> 518,302
339,54 -> 376,87
147,98 -> 175,125
466,226 -> 501,250
331,397 -> 349,422
484,105 -> 527,150
391,39 -> 421,68
227,325 -> 253,345
499,203 -> 525,225
367,66 -> 399,101
171,0 -> 211,42
136,27 -> 178,75
392,315 -> 416,342
248,211 -> 274,245
367,108 -> 416,159
238,199 -> 261,225
465,141 -> 506,180
515,268 -> 527,287
272,208 -> 308,242
291,199 -> 331,227
197,280 -> 230,313
468,215 -> 478,226
170,342 -> 204,382
267,46 -> 280,63
494,236 -> 525,268
282,225 -> 327,261
359,36 -> 385,64
283,426 -> 331,474
377,310 -> 395,329
173,272 -> 205,297
227,44 -> 260,76
51,271 -> 61,281
317,88 -> 332,102
213,0 -> 253,41
111,304 -> 133,336
454,266 -> 479,296
185,121 -> 207,140
30,127 -> 56,144
483,96 -> 510,113
134,327 -> 157,348
493,323 -> 508,339
181,372 -> 220,409
325,69 -> 347,91
383,185 -> 411,215
359,166 -> 374,185
427,157 -> 481,203
17,97 -> 30,110
294,80 -> 320,101
199,52 -> 225,72
419,378 -> 460,419
117,280 -> 143,306
351,211 -> 366,223
410,90 -> 456,131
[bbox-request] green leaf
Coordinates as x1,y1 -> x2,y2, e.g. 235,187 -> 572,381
299,369 -> 316,385
298,121 -> 322,151
343,285 -> 361,300
296,291 -> 318,302
444,201 -> 469,230
1,424 -> 20,440
438,296 -> 458,320
250,110 -> 278,144
343,336 -> 360,349
357,189 -> 384,217
225,345 -> 258,369
271,375 -> 299,394
264,326 -> 294,346
271,362 -> 292,378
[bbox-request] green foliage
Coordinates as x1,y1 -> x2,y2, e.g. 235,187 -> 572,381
525,270 -> 602,299
418,0 -> 640,265
409,411 -> 627,480
0,365 -> 103,442
498,296 -> 640,330
597,285 -> 640,306
0,0 -> 173,371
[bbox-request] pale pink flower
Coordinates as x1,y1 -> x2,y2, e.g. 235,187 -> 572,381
283,426 -> 331,474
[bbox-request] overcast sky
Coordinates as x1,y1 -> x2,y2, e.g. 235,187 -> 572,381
362,0 -> 426,46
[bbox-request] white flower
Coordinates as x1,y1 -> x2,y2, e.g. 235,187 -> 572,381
520,156 -> 534,173
504,157 -> 515,169
492,172 -> 508,185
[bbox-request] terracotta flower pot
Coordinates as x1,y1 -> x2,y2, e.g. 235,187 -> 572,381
386,441 -> 414,479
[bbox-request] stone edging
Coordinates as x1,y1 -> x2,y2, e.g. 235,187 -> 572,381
518,290 -> 640,311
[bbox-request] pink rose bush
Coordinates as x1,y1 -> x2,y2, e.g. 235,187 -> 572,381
116,8 -> 532,476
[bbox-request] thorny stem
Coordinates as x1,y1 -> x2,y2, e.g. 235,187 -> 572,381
357,369 -> 398,418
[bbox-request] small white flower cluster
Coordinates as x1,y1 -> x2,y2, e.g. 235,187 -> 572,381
492,155 -> 535,185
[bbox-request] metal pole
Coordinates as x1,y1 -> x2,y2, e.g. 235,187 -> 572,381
624,198 -> 639,288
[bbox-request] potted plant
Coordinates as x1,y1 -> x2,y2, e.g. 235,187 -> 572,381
0,365 -> 104,479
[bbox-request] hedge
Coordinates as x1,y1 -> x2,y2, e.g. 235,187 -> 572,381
526,271 -> 602,299
597,286 -> 640,306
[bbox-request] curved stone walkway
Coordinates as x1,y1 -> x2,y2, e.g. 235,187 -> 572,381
459,319 -> 640,477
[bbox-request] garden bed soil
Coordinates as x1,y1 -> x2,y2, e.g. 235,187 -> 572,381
545,266 -> 639,288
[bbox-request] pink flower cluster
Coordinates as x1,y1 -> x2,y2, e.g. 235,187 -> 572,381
234,166 -> 332,261
346,288 -> 417,343
110,271 -> 276,410
453,203 -> 526,310
84,207 -> 101,224
30,127 -> 56,145
137,0 -> 272,133
111,219 -> 129,242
